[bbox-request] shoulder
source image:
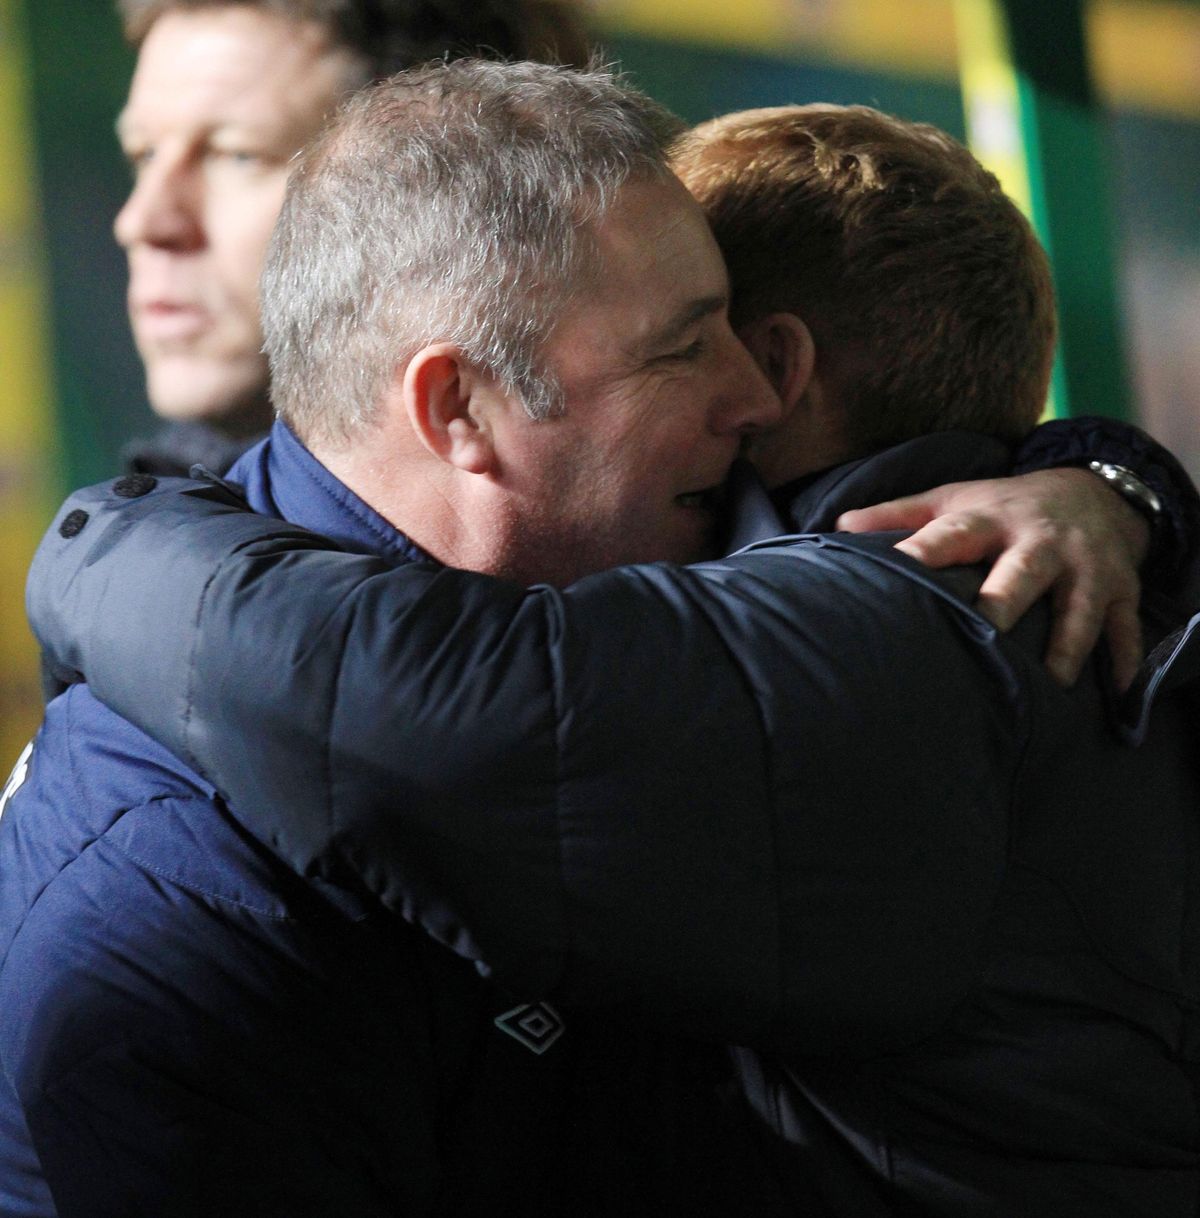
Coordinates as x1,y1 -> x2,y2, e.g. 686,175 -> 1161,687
54,683 -> 213,803
0,687 -> 209,929
0,688 -> 353,998
0,694 -> 380,1102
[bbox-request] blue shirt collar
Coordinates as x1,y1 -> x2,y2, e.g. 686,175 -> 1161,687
227,419 -> 432,565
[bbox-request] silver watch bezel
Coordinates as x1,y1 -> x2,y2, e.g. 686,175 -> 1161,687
1086,460 -> 1163,520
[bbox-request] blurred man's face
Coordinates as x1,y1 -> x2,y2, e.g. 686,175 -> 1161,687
485,175 -> 782,586
114,7 -> 359,430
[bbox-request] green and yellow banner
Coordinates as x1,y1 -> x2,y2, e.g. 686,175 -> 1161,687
597,0 -> 1200,120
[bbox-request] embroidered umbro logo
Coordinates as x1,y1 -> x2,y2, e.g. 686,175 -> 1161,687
494,1001 -> 565,1056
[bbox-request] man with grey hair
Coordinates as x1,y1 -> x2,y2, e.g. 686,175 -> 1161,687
0,59 -> 786,1217
114,0 -> 589,476
250,60 -> 782,587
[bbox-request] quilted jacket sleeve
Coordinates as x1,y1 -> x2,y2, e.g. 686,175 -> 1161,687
28,478 -> 1023,1050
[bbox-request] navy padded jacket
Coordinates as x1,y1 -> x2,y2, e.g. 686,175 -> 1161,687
23,430 -> 1200,1213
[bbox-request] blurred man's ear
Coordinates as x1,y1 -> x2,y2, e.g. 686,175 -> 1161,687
401,344 -> 500,475
738,313 -> 816,415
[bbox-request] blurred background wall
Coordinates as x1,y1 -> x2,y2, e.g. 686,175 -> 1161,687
0,0 -> 1197,764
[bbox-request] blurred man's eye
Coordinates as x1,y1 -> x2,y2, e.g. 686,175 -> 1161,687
212,148 -> 265,167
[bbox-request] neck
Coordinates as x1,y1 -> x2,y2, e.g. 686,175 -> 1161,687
313,434 -> 512,577
754,382 -> 852,488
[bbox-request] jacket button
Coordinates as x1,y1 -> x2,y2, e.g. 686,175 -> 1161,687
59,509 -> 88,538
112,474 -> 158,498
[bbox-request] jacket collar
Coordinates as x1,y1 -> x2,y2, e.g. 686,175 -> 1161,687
772,431 -> 1014,535
723,432 -> 1014,553
227,420 -> 432,565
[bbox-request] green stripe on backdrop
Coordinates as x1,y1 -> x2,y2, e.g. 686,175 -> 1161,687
0,0 -> 61,763
955,0 -> 1132,421
24,0 -> 144,486
1005,0 -> 1132,422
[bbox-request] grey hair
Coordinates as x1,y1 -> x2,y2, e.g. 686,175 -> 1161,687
261,58 -> 683,446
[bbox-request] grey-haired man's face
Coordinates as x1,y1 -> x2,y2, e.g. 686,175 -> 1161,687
478,174 -> 782,584
114,6 -> 359,430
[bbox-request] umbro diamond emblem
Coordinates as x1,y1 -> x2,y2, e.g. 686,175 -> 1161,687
494,1001 -> 565,1056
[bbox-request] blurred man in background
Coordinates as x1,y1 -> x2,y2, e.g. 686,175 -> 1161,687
113,0 -> 590,476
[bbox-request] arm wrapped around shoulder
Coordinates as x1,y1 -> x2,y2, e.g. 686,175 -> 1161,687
26,481 -> 1030,1050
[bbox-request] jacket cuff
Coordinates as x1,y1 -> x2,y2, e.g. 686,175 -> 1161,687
1013,416 -> 1200,593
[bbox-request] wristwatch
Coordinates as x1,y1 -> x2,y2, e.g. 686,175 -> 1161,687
1086,460 -> 1164,525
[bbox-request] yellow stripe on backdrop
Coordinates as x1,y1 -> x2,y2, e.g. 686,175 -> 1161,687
951,0 -> 1059,419
952,0 -> 1036,215
594,0 -> 1200,121
0,0 -> 60,767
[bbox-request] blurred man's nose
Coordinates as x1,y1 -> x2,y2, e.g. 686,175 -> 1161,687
114,159 -> 204,252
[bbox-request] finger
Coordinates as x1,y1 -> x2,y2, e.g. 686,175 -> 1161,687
973,543 -> 1062,634
1101,597 -> 1144,694
892,512 -> 1001,569
836,491 -> 943,533
1041,578 -> 1107,688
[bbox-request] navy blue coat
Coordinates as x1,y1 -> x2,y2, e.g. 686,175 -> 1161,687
1,424 -> 782,1217
20,427 -> 1200,1214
